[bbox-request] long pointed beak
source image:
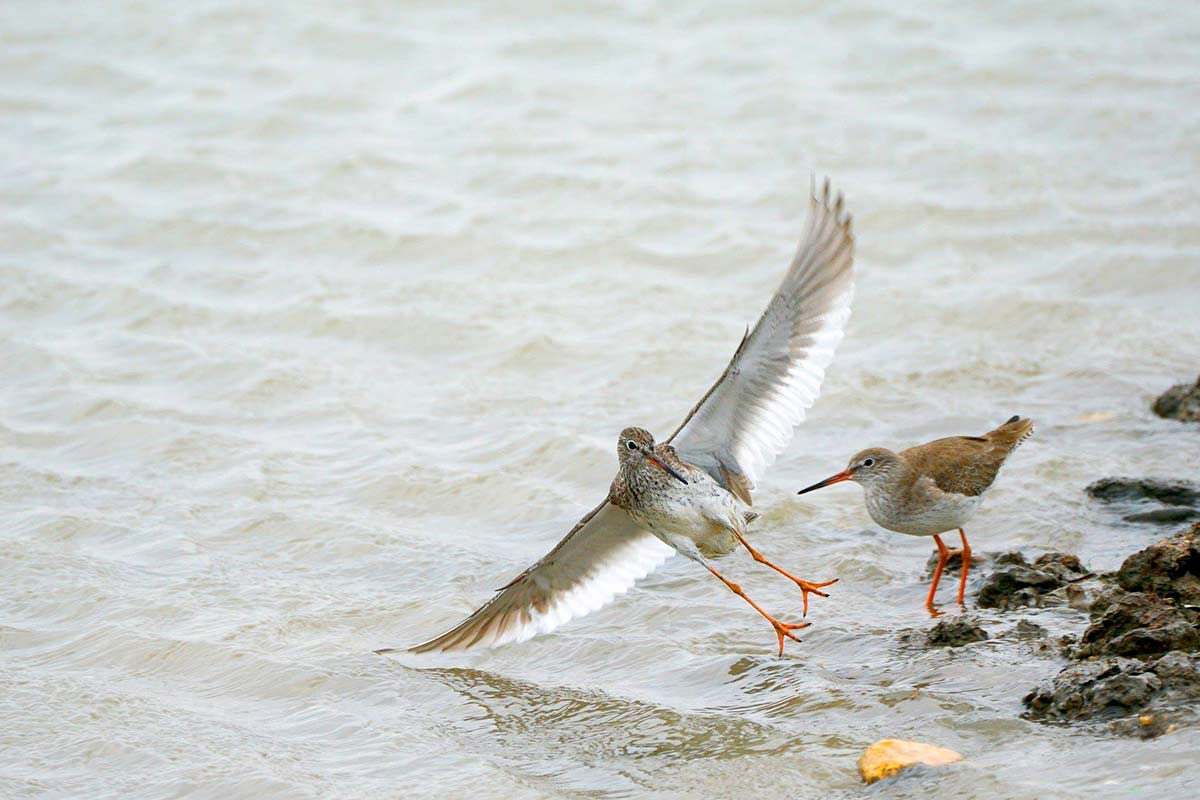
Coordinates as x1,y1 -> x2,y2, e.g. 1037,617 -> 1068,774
643,451 -> 688,485
797,469 -> 852,495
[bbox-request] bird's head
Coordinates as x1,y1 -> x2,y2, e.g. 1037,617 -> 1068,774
797,447 -> 901,494
616,427 -> 688,484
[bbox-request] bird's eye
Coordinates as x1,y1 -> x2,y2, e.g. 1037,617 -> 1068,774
862,458 -> 875,468
626,440 -> 638,450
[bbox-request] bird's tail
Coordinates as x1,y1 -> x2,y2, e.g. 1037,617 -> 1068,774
987,415 -> 1034,452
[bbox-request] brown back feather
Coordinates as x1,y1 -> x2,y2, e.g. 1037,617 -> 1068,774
901,417 -> 1033,497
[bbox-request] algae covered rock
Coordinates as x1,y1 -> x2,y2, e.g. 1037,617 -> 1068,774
1023,651 -> 1200,737
1115,522 -> 1200,605
976,559 -> 1064,609
1075,592 -> 1199,659
926,617 -> 989,647
1022,523 -> 1200,738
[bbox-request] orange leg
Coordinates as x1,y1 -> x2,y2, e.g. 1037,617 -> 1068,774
956,528 -> 971,605
732,531 -> 837,617
702,563 -> 810,656
926,533 -> 950,615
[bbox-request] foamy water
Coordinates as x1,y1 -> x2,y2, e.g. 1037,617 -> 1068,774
3,2 -> 1200,798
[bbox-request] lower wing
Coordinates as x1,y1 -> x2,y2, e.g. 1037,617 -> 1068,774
392,501 -> 673,653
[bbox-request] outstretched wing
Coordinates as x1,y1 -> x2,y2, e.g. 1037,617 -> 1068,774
669,179 -> 855,503
392,501 -> 673,653
396,179 -> 854,653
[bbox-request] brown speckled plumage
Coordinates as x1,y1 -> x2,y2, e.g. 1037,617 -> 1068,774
384,180 -> 855,655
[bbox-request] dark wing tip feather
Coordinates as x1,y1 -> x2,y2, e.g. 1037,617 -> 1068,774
987,416 -> 1034,453
669,174 -> 855,487
808,175 -> 855,254
397,584 -> 521,654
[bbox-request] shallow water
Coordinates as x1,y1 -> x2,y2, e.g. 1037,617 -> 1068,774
3,1 -> 1200,798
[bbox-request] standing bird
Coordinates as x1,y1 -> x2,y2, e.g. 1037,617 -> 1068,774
796,416 -> 1033,613
382,179 -> 855,655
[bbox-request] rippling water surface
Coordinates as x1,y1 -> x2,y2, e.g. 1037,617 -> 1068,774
3,1 -> 1200,798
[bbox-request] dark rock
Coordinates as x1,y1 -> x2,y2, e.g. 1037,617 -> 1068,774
1028,554 -> 1097,609
1033,552 -> 1084,571
972,550 -> 1082,605
1011,619 -> 1063,655
1089,478 -> 1200,528
1152,376 -> 1200,423
1106,622 -> 1199,658
926,617 -> 989,647
993,551 -> 1029,567
1063,582 -> 1096,612
976,564 -> 1064,609
1023,650 -> 1200,737
1024,658 -> 1158,721
1033,552 -> 1092,582
1115,522 -> 1200,605
923,548 -> 982,578
1125,508 -> 1200,525
1013,587 -> 1043,607
1015,619 -> 1048,638
1111,713 -> 1173,739
1086,477 -> 1200,508
1076,592 -> 1200,659
1088,585 -> 1128,617
1019,520 -> 1200,737
1057,635 -> 1078,657
1153,650 -> 1200,690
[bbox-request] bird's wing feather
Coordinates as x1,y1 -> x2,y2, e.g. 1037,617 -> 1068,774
903,438 -> 1006,498
399,179 -> 854,653
401,501 -> 673,653
669,179 -> 855,500
903,418 -> 1033,498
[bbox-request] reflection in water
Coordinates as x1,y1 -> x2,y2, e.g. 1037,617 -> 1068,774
421,665 -> 802,760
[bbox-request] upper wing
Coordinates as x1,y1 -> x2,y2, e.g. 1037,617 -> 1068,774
903,418 -> 1034,497
397,501 -> 673,653
902,437 -> 1007,498
669,179 -> 855,502
398,180 -> 854,653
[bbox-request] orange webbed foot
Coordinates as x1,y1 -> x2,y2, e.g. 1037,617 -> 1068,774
770,618 -> 812,656
793,576 -> 838,617
730,531 -> 838,617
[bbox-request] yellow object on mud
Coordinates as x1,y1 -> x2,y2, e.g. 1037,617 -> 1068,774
859,739 -> 962,784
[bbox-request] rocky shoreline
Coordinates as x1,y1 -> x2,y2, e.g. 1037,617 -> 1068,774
920,521 -> 1200,739
1021,522 -> 1200,737
904,363 -> 1200,740
911,378 -> 1200,739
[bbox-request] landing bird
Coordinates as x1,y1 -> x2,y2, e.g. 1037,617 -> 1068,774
796,416 -> 1034,613
604,427 -> 838,654
383,180 -> 855,655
